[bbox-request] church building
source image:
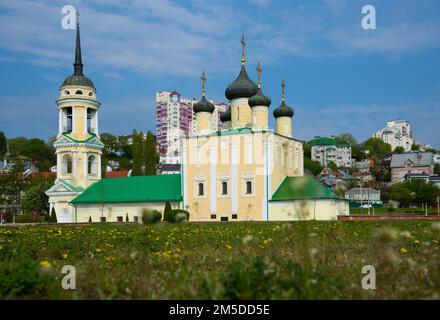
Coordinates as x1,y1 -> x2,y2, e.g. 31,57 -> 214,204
47,23 -> 348,223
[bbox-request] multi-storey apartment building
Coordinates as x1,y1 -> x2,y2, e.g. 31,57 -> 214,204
155,91 -> 226,166
308,136 -> 352,168
374,120 -> 414,152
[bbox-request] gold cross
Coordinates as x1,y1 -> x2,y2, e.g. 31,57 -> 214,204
256,62 -> 262,88
241,33 -> 245,65
200,70 -> 206,96
281,80 -> 285,101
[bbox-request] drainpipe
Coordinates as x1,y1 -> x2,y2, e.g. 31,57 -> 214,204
266,133 -> 269,221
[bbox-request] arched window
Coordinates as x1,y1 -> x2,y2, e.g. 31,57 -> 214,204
198,183 -> 204,196
246,181 -> 252,195
221,181 -> 228,195
88,91 -> 94,97
75,90 -> 83,95
62,154 -> 72,174
64,90 -> 70,95
88,155 -> 97,175
65,107 -> 72,132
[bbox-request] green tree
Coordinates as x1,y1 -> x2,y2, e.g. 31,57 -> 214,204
335,133 -> 357,146
434,163 -> 440,175
351,144 -> 365,161
144,130 -> 159,175
0,131 -> 7,158
49,207 -> 57,223
22,180 -> 52,215
303,144 -> 311,158
363,138 -> 392,159
394,146 -> 405,154
131,130 -> 144,176
8,137 -> 56,171
390,179 -> 440,208
304,157 -> 323,176
411,144 -> 420,151
164,201 -> 172,221
327,161 -> 338,171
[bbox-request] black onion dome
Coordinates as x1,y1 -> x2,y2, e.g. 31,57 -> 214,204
249,88 -> 271,107
220,106 -> 231,122
273,101 -> 294,118
225,65 -> 259,100
193,96 -> 215,113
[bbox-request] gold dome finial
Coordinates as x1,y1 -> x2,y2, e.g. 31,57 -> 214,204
241,33 -> 246,65
200,70 -> 206,97
281,80 -> 285,102
256,62 -> 262,88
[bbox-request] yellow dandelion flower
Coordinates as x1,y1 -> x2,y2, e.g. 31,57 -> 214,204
40,260 -> 52,269
400,247 -> 408,254
432,239 -> 438,244
95,248 -> 103,253
61,253 -> 68,260
414,240 -> 420,244
225,244 -> 232,251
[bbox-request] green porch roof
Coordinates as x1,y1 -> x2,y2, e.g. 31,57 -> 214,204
71,174 -> 182,204
270,176 -> 341,201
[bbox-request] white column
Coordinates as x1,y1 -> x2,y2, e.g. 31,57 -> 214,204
58,109 -> 62,134
95,111 -> 99,135
181,140 -> 187,209
57,153 -> 61,179
210,143 -> 217,214
231,141 -> 238,214
72,152 -> 77,178
262,139 -> 268,221
97,153 -> 102,179
83,151 -> 88,179
84,107 -> 88,134
72,107 -> 76,133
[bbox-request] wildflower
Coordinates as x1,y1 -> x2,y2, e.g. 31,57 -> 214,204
61,253 -> 69,260
130,251 -> 138,259
414,239 -> 420,245
374,227 -> 398,243
225,244 -> 232,251
400,247 -> 408,254
242,235 -> 254,244
95,248 -> 103,253
40,260 -> 52,269
432,239 -> 438,244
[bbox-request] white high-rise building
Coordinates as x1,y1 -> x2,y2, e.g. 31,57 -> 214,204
374,120 -> 414,152
155,91 -> 226,168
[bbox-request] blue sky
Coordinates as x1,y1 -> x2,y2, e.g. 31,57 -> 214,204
0,0 -> 439,148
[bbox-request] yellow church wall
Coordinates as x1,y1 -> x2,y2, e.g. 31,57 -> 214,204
275,116 -> 292,138
231,98 -> 252,128
183,129 -> 303,222
268,200 -> 347,221
251,106 -> 269,129
73,202 -> 181,223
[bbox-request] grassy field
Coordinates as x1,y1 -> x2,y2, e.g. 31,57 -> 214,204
1,221 -> 440,299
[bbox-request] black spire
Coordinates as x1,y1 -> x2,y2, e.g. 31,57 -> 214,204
73,13 -> 83,76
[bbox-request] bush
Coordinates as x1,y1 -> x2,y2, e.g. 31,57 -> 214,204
387,206 -> 396,212
15,213 -> 44,223
141,209 -> 162,225
164,209 -> 189,223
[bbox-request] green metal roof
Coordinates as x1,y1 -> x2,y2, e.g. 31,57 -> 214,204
307,136 -> 337,146
270,176 -> 341,201
71,174 -> 182,204
59,179 -> 85,193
